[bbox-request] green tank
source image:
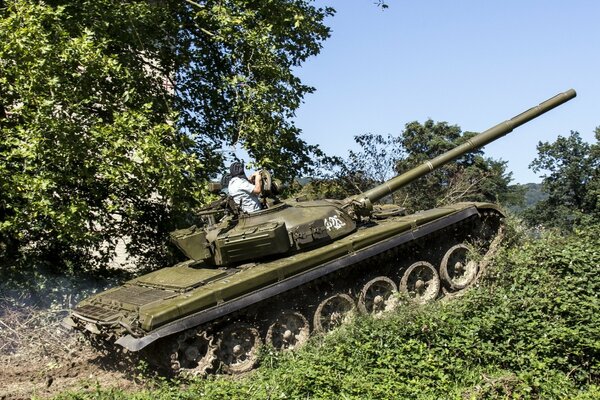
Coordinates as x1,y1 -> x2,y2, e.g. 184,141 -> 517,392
64,89 -> 576,375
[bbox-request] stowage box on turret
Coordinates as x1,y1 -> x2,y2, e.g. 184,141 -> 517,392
64,89 -> 577,375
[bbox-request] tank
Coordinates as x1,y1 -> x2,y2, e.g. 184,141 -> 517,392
63,89 -> 576,375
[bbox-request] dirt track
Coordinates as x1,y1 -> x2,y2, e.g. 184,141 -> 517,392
0,307 -> 138,399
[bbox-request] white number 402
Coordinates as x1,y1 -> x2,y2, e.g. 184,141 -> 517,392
324,215 -> 346,231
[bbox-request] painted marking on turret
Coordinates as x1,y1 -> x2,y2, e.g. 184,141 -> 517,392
324,215 -> 346,231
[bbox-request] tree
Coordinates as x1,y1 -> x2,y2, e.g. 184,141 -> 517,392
524,130 -> 600,230
300,120 -> 521,211
0,0 -> 332,271
393,120 -> 521,210
344,133 -> 403,189
170,0 -> 333,178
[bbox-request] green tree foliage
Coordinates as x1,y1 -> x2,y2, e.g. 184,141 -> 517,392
524,130 -> 600,229
172,0 -> 332,178
0,0 -> 196,271
395,120 -> 522,210
345,133 -> 403,186
0,0 -> 331,271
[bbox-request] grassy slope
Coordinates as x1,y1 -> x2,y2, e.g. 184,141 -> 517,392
55,223 -> 600,400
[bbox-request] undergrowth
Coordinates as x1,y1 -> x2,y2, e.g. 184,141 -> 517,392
54,223 -> 600,399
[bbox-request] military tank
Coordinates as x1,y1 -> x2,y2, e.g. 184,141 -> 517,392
64,89 -> 576,375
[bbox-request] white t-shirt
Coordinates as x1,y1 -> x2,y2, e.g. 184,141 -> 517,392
228,177 -> 262,213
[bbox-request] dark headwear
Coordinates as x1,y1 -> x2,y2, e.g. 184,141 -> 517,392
229,161 -> 245,178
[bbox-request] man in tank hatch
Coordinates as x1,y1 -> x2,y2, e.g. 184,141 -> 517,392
228,161 -> 263,213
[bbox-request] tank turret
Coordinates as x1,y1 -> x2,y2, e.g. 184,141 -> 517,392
65,89 -> 576,376
172,89 -> 577,266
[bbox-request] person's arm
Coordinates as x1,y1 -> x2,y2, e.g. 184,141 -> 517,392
250,171 -> 262,194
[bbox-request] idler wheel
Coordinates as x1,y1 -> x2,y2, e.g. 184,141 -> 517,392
217,323 -> 261,374
313,294 -> 355,333
266,310 -> 310,351
440,244 -> 479,291
169,329 -> 218,377
399,261 -> 440,304
358,276 -> 398,315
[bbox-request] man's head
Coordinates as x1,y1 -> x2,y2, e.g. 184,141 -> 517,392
229,161 -> 245,178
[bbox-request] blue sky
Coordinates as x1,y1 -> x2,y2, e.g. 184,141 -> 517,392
293,1 -> 599,183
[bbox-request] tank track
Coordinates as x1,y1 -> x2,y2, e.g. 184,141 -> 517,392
143,208 -> 504,376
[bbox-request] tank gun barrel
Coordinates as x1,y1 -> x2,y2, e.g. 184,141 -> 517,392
353,89 -> 576,210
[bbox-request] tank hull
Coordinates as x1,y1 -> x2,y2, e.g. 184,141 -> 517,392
67,202 -> 503,358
